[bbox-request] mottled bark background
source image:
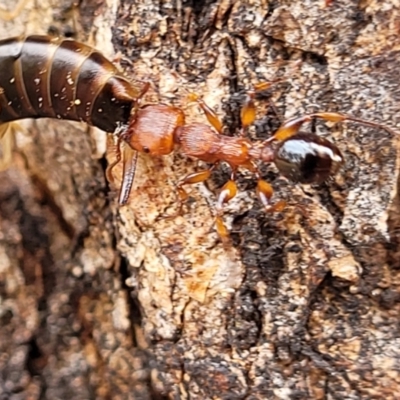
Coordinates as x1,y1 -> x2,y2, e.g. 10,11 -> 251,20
1,0 -> 400,399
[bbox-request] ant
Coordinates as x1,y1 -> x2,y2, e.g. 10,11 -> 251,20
108,81 -> 396,243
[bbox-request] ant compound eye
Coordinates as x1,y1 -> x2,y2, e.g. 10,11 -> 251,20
143,146 -> 150,153
274,133 -> 344,184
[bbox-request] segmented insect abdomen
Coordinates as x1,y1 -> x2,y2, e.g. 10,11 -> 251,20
0,35 -> 139,132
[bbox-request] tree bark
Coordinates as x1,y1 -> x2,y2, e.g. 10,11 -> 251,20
1,1 -> 400,399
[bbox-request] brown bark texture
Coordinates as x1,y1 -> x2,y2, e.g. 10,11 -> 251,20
1,0 -> 400,399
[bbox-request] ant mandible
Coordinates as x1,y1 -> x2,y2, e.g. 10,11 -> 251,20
109,82 -> 396,243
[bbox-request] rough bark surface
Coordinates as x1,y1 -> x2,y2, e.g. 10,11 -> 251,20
1,1 -> 400,399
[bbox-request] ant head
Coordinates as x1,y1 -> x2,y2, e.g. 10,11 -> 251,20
272,133 -> 344,184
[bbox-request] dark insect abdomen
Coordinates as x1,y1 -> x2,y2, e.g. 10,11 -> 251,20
274,133 -> 344,184
0,35 -> 140,132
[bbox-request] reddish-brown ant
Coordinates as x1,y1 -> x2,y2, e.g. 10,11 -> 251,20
109,82 -> 396,242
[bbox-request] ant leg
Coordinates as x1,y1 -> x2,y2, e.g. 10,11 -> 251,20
272,115 -> 319,141
174,164 -> 218,213
240,63 -> 302,137
189,61 -> 302,137
213,166 -> 286,242
271,112 -> 397,142
215,178 -> 238,242
189,87 -> 271,138
310,112 -> 398,137
240,84 -> 286,137
256,179 -> 286,213
157,165 -> 217,220
174,166 -> 283,242
187,93 -> 223,134
240,89 -> 256,136
0,0 -> 30,20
